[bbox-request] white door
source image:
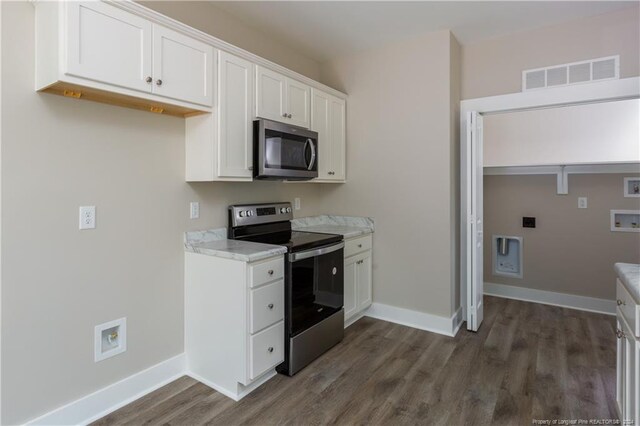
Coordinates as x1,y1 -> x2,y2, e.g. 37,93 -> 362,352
256,66 -> 286,122
344,256 -> 358,321
464,111 -> 484,331
152,25 -> 213,106
217,51 -> 253,179
287,78 -> 311,128
66,2 -> 152,92
329,96 -> 346,180
357,253 -> 372,311
311,89 -> 331,180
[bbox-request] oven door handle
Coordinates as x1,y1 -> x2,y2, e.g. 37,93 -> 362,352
289,241 -> 344,262
305,139 -> 317,171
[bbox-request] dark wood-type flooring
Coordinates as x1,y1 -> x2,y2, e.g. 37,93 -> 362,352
93,296 -> 617,425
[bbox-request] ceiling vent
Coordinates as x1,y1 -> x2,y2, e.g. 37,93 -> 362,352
522,55 -> 619,91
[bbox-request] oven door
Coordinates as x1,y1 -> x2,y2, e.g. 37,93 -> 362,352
255,119 -> 318,180
287,242 -> 344,337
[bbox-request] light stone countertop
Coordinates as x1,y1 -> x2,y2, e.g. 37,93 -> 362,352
292,215 -> 374,239
615,263 -> 640,303
184,227 -> 287,263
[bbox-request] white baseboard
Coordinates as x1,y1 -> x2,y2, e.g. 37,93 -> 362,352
26,353 -> 187,425
484,282 -> 615,315
184,369 -> 276,402
344,311 -> 366,329
365,303 -> 463,337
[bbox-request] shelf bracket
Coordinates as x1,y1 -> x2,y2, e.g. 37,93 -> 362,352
556,166 -> 569,195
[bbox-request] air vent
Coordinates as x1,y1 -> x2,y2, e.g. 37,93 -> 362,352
522,55 -> 619,91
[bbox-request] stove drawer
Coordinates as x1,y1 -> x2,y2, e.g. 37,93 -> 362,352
249,256 -> 284,288
344,234 -> 372,258
249,321 -> 284,380
250,280 -> 284,333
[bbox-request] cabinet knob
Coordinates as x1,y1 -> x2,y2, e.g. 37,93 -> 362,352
268,303 -> 274,310
358,244 -> 362,248
268,270 -> 274,275
268,347 -> 274,353
282,113 -> 288,118
156,79 -> 163,86
145,76 -> 152,83
248,166 -> 253,170
617,299 -> 625,306
616,328 -> 625,339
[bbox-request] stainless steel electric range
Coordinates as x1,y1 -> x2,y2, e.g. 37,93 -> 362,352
228,202 -> 344,376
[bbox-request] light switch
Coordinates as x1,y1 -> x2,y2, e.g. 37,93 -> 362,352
294,198 -> 301,210
190,202 -> 200,219
79,206 -> 96,230
578,197 -> 588,209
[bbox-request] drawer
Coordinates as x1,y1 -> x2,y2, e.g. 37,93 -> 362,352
248,256 -> 284,288
249,321 -> 284,381
617,278 -> 639,338
344,234 -> 372,258
250,280 -> 284,333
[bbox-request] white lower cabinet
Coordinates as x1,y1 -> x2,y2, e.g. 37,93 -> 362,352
616,280 -> 639,425
343,234 -> 373,325
185,252 -> 284,399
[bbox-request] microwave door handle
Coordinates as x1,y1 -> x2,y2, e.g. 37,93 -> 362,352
305,139 -> 317,171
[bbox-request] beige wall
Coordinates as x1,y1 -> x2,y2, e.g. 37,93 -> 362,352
0,2 -> 326,424
484,174 -> 640,300
319,31 -> 460,319
461,5 -> 640,99
140,1 -> 321,81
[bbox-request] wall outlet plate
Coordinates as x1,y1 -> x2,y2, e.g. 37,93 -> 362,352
190,201 -> 200,219
522,217 -> 536,228
578,197 -> 588,209
294,198 -> 301,210
79,206 -> 96,230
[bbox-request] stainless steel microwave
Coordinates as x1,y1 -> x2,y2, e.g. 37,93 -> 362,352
253,119 -> 318,180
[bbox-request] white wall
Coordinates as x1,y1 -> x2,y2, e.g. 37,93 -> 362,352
0,2 -> 327,424
461,4 -> 640,99
484,99 -> 640,167
319,31 -> 461,319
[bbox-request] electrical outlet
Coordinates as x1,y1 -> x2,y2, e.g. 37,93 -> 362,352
578,197 -> 588,209
294,198 -> 301,210
190,202 -> 200,219
522,217 -> 536,228
79,206 -> 96,230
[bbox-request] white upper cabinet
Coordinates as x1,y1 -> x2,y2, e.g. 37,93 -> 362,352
36,1 -> 214,117
256,66 -> 311,128
217,51 -> 254,179
286,79 -> 311,128
66,1 -> 152,92
152,25 -> 214,107
311,88 -> 346,182
255,66 -> 287,122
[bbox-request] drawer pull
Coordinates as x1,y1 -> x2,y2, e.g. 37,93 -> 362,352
616,328 -> 625,339
358,244 -> 362,248
268,303 -> 274,310
616,299 -> 625,306
268,270 -> 274,275
268,347 -> 274,353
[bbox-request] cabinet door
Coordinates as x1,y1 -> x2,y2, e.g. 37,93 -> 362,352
217,51 -> 253,178
329,96 -> 346,180
311,89 -> 332,180
617,320 -> 625,419
344,256 -> 358,322
357,253 -> 372,312
152,25 -> 213,106
66,2 -> 152,92
256,66 -> 286,122
287,78 -> 311,129
623,325 -> 637,425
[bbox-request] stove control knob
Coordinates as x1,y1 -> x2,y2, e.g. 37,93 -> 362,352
286,207 -> 292,213
247,211 -> 254,217
280,207 -> 287,214
239,211 -> 246,217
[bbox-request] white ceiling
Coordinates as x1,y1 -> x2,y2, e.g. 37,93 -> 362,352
211,1 -> 636,62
